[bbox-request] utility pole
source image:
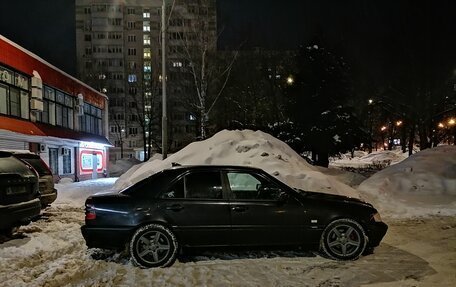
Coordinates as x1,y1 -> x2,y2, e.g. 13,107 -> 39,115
161,0 -> 168,159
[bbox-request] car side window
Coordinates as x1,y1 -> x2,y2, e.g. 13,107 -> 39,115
161,178 -> 185,199
185,171 -> 223,199
227,172 -> 282,201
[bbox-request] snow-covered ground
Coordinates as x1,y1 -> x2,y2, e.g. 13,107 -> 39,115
0,179 -> 456,287
1,178 -> 455,287
1,131 -> 455,286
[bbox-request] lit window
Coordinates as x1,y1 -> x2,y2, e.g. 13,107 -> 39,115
172,61 -> 183,68
143,34 -> 150,45
143,21 -> 150,32
143,48 -> 151,59
143,12 -> 150,18
128,74 -> 137,82
144,61 -> 152,72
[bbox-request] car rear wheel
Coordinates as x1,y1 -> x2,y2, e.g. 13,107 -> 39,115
320,218 -> 367,260
129,224 -> 178,268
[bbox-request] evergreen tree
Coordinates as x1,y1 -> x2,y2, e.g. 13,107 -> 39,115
286,44 -> 363,167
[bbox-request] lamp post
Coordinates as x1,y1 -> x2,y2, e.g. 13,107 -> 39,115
367,99 -> 374,153
449,118 -> 456,144
380,125 -> 387,150
161,0 -> 168,159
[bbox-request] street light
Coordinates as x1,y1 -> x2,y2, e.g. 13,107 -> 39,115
286,76 -> 294,85
380,126 -> 387,131
438,122 -> 445,128
368,99 -> 373,105
396,120 -> 402,126
448,118 -> 456,126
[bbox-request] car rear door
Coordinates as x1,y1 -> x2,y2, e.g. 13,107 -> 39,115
224,170 -> 304,246
158,170 -> 231,247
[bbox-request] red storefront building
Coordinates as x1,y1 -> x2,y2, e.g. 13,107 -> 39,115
0,35 -> 111,181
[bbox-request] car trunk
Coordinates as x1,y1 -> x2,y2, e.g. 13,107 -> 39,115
0,173 -> 38,205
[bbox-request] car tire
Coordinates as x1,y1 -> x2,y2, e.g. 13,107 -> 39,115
320,218 -> 367,260
129,224 -> 178,268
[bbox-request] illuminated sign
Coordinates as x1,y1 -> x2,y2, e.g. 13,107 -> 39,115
79,141 -> 107,150
80,150 -> 104,172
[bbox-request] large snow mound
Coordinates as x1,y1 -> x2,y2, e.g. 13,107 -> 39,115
115,130 -> 361,198
358,145 -> 456,217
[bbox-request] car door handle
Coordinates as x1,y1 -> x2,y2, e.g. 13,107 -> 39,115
165,204 -> 184,211
232,206 -> 248,212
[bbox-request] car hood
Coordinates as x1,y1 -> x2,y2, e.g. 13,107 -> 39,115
297,189 -> 373,208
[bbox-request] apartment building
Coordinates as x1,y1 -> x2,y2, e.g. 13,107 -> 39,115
75,0 -> 216,161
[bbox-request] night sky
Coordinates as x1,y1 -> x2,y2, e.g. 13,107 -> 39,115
1,0 -> 456,93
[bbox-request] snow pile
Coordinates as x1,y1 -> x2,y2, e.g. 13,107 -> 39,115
115,130 -> 360,199
331,148 -> 409,169
54,178 -> 118,207
358,145 -> 456,218
108,158 -> 141,177
59,177 -> 74,184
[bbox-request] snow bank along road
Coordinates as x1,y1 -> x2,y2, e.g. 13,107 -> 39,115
1,179 -> 455,287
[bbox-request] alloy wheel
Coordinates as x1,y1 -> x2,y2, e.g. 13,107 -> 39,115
135,230 -> 171,264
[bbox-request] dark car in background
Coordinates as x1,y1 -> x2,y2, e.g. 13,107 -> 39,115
0,151 -> 41,234
81,165 -> 387,268
10,151 -> 57,208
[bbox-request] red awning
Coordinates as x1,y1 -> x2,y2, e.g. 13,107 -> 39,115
0,115 -> 112,146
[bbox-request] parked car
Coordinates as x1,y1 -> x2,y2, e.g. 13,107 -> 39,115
9,151 -> 57,208
0,151 -> 41,234
81,165 -> 387,268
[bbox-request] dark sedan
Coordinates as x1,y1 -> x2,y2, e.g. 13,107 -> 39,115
81,165 -> 387,268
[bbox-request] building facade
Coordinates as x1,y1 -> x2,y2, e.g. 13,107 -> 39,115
0,35 -> 111,181
75,0 -> 216,161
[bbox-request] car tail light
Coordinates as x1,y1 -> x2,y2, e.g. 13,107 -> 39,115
85,211 -> 96,220
85,197 -> 96,220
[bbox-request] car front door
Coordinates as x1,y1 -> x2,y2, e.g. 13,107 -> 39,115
158,170 -> 231,247
225,170 -> 304,246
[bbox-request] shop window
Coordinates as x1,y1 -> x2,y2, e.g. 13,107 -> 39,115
9,88 -> 20,117
0,84 -> 7,114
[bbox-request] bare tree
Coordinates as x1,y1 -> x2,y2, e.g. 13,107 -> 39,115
128,59 -> 162,161
172,0 -> 238,139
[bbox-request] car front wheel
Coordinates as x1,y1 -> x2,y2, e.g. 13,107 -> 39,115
320,218 -> 367,260
129,224 -> 178,268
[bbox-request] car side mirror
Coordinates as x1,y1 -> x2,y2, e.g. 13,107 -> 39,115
278,191 -> 289,203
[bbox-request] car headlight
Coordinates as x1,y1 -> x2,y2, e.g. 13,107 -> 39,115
372,212 -> 382,222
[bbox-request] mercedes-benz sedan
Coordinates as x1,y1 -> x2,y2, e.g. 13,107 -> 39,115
81,165 -> 387,268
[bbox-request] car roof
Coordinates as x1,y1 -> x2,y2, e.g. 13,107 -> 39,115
0,149 -> 36,155
164,164 -> 264,172
0,150 -> 40,159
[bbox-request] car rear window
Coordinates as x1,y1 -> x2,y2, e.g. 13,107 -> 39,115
121,171 -> 172,197
0,156 -> 36,177
14,155 -> 52,176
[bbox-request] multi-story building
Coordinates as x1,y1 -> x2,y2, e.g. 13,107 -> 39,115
75,0 -> 216,161
0,35 -> 111,181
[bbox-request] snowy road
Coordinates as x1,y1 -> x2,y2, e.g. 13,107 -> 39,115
1,179 -> 455,287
